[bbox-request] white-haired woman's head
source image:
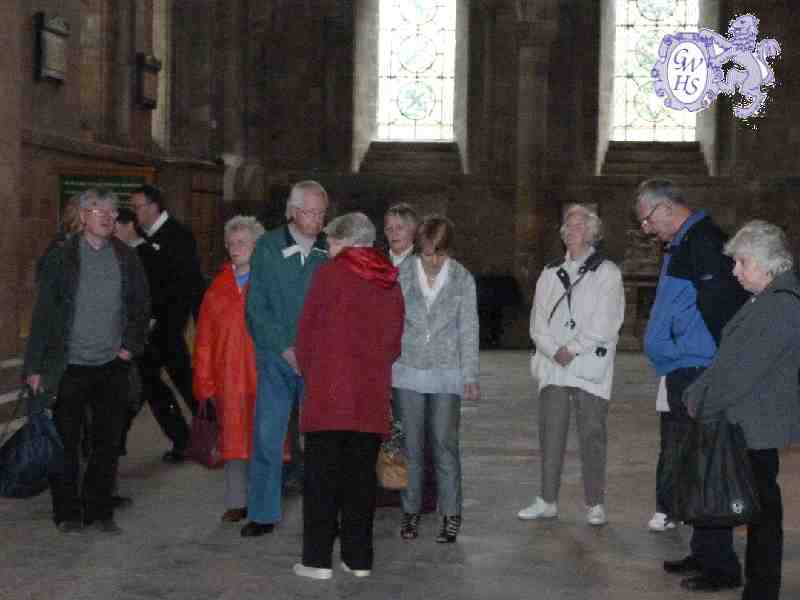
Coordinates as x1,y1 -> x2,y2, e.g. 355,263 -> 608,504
224,215 -> 265,270
725,220 -> 794,294
324,212 -> 376,257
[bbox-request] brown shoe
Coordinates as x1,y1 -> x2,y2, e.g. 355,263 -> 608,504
221,508 -> 247,523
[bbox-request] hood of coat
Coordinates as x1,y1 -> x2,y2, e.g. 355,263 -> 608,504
335,247 -> 398,289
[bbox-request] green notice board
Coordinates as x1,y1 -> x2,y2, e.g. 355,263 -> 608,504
59,168 -> 155,217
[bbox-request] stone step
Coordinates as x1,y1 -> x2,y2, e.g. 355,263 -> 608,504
602,161 -> 708,175
360,141 -> 463,174
0,388 -> 23,425
601,141 -> 708,176
0,357 -> 23,395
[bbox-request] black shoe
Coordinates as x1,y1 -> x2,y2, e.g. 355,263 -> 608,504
112,495 -> 133,509
240,521 -> 275,537
162,449 -> 185,463
680,574 -> 742,592
436,515 -> 462,544
663,555 -> 703,575
93,518 -> 122,535
56,520 -> 84,535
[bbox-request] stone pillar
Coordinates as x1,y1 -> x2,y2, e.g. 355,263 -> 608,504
514,20 -> 557,301
0,0 -> 23,360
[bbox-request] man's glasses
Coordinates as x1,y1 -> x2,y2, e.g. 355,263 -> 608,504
639,202 -> 667,228
86,208 -> 118,219
296,208 -> 326,219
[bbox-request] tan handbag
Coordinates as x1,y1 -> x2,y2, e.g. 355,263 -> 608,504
376,446 -> 408,490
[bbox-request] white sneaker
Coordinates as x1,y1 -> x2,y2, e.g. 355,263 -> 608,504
517,497 -> 558,520
587,504 -> 607,526
647,512 -> 676,532
341,562 -> 371,578
293,563 -> 333,580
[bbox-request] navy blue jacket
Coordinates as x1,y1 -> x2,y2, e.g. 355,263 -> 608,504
644,211 -> 748,375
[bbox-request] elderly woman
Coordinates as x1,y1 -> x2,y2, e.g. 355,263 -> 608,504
384,202 -> 419,266
293,212 -> 404,580
518,204 -> 624,526
683,220 -> 800,600
193,216 -> 265,523
393,215 -> 479,543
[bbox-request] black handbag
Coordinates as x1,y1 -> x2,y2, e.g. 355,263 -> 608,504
0,386 -> 64,498
672,418 -> 761,528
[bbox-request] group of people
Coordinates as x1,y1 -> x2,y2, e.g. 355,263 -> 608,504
21,176 -> 798,597
517,179 -> 798,600
195,181 -> 480,579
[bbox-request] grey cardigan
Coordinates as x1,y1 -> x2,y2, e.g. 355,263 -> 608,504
394,257 -> 480,384
685,270 -> 800,449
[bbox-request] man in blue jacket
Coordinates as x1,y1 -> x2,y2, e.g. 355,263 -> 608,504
242,180 -> 329,537
635,179 -> 749,593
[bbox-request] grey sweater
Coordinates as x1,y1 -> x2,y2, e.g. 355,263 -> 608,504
393,257 -> 480,385
685,270 -> 800,449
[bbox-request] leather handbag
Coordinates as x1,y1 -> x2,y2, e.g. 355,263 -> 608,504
186,401 -> 223,469
0,386 -> 63,498
376,446 -> 408,490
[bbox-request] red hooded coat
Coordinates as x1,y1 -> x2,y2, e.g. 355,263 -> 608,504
296,247 -> 404,434
193,264 -> 257,461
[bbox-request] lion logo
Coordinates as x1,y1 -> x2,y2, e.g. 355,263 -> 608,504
651,13 -> 781,120
704,14 -> 781,119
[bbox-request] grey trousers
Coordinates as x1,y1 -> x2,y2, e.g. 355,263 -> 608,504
393,388 -> 462,516
224,459 -> 249,510
538,385 -> 608,506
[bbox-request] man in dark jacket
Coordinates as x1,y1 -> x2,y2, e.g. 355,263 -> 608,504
635,179 -> 749,593
24,188 -> 150,534
131,185 -> 205,462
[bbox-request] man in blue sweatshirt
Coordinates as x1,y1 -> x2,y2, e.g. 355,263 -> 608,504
635,179 -> 748,593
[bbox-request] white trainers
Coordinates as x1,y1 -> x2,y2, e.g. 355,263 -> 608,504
587,504 -> 607,526
517,497 -> 558,520
647,512 -> 676,532
293,563 -> 333,580
341,562 -> 371,578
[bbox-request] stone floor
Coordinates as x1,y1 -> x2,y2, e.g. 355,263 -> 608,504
2,351 -> 799,600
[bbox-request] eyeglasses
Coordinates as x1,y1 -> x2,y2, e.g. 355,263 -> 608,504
86,208 -> 118,219
296,207 -> 326,220
639,202 -> 667,228
131,201 -> 151,212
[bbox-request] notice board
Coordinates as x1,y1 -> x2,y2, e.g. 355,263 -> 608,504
59,166 -> 156,218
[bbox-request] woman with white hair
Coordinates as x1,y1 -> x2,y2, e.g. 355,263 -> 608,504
518,204 -> 624,526
193,215 -> 265,523
684,220 -> 800,600
292,212 -> 404,580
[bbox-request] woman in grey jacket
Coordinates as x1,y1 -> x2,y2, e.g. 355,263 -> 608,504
392,215 -> 480,543
684,220 -> 800,600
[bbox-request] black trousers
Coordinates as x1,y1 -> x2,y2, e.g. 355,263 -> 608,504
140,316 -> 196,451
50,359 -> 129,523
666,368 -> 741,579
743,449 -> 782,600
302,431 -> 381,570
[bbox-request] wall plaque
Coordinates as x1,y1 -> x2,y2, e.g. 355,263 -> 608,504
34,12 -> 70,82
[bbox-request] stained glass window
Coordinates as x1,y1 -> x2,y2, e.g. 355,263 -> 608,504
612,0 -> 698,141
377,0 -> 456,141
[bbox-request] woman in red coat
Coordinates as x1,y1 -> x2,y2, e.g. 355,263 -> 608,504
293,212 -> 404,580
193,215 -> 264,523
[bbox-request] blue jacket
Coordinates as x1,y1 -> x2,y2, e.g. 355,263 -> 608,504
644,211 -> 748,375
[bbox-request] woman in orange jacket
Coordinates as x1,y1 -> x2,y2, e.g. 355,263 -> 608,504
193,215 -> 264,523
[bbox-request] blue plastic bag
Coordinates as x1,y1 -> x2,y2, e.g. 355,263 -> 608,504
0,387 -> 63,498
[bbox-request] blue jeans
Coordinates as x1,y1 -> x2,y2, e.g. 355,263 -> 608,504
393,388 -> 462,516
247,352 -> 303,524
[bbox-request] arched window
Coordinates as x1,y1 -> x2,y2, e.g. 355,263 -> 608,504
377,0 -> 456,141
612,0 -> 698,141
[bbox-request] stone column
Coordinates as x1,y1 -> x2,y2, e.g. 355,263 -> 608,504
0,0 -> 23,360
514,20 -> 557,301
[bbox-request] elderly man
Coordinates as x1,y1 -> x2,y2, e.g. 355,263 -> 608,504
242,180 -> 329,537
635,179 -> 748,593
131,184 -> 205,462
23,188 -> 150,534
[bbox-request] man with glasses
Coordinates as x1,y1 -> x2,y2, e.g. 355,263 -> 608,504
23,188 -> 150,534
634,179 -> 748,593
242,180 -> 329,537
130,184 -> 205,463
